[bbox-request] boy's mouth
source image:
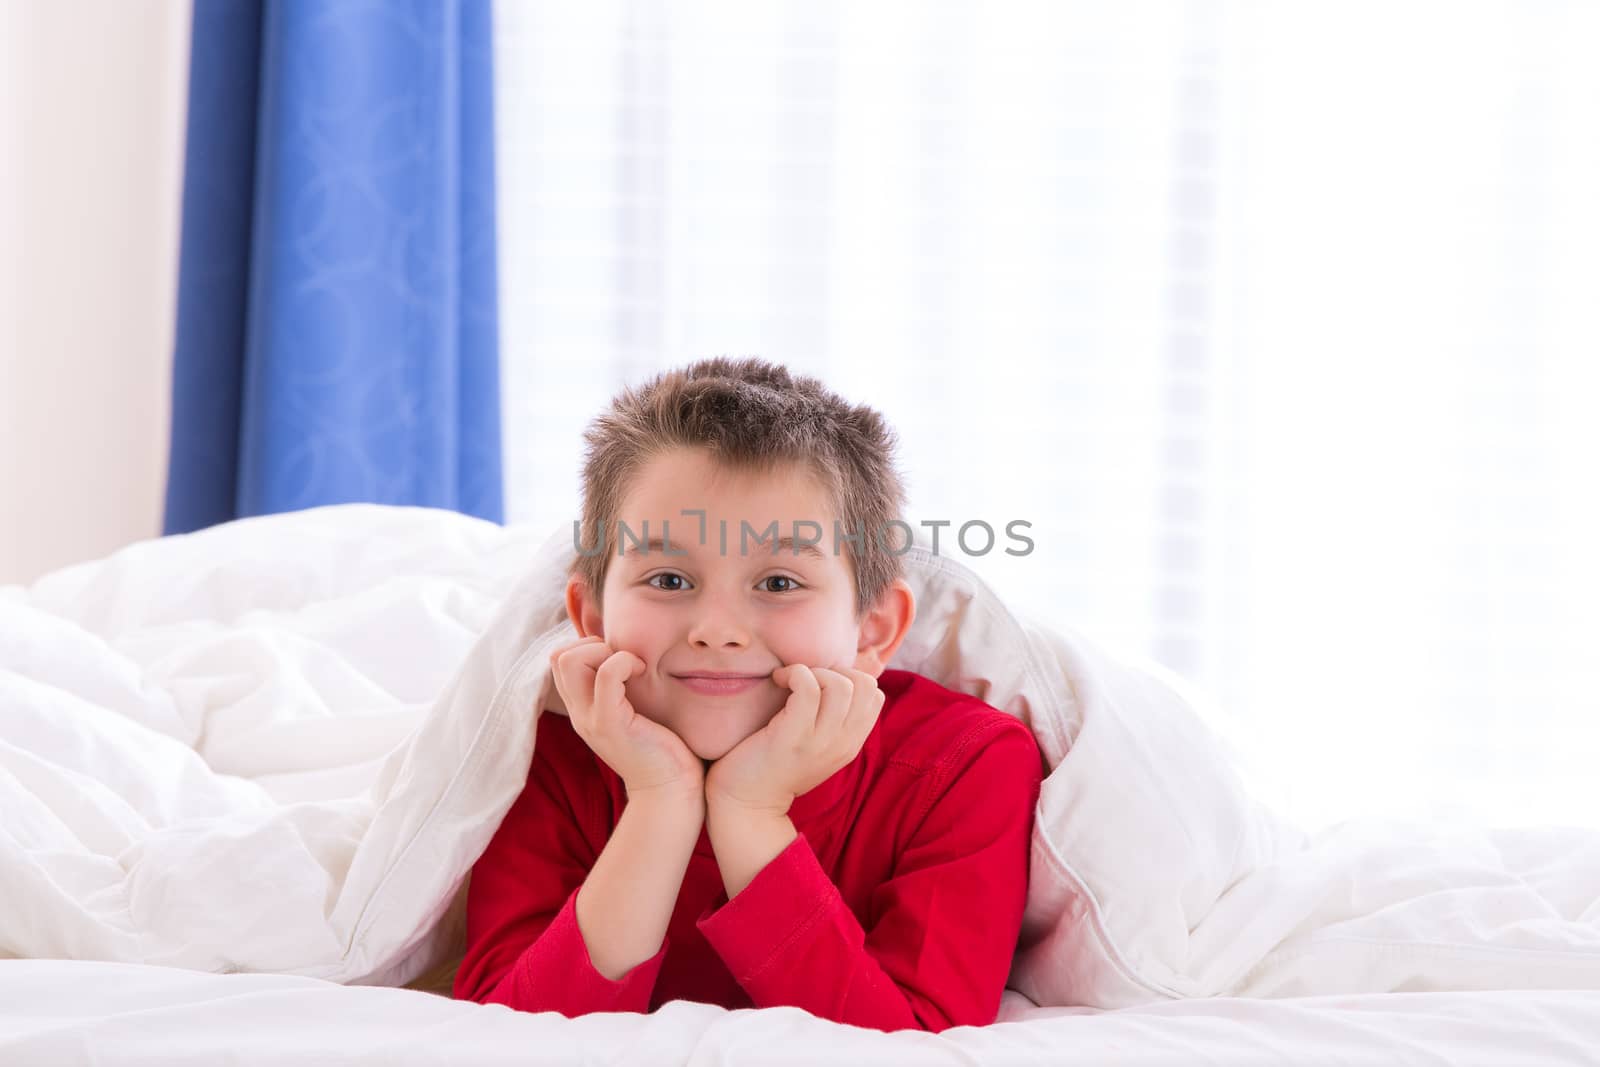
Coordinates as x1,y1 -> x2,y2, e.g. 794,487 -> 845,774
672,671 -> 767,679
671,672 -> 767,696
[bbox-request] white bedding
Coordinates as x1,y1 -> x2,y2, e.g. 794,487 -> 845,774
3,503 -> 1599,1062
2,960 -> 1599,1065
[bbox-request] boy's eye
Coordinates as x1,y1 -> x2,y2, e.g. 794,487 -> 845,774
644,573 -> 800,594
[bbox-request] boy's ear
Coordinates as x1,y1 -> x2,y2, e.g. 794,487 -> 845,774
565,575 -> 604,640
852,578 -> 916,677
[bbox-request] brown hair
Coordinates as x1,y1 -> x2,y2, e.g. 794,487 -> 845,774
571,356 -> 910,618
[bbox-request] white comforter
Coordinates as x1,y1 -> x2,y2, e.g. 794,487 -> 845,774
2,504 -> 1598,1048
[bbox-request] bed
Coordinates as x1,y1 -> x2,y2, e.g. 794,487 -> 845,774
3,503 -> 1598,1064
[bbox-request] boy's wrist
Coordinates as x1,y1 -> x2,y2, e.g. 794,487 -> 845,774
624,781 -> 706,825
705,784 -> 791,821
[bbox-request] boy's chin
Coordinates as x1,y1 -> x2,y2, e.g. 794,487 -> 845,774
681,728 -> 747,764
647,708 -> 768,764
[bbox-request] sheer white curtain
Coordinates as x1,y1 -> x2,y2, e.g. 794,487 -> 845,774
492,0 -> 1600,832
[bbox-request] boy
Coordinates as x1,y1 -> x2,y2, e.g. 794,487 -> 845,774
452,357 -> 1043,1033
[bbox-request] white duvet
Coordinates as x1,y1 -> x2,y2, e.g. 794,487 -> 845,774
2,503 -> 1598,1021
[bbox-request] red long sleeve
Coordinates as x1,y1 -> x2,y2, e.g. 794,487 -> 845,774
453,669 -> 1044,1033
694,721 -> 1041,1032
476,884 -> 668,1013
451,713 -> 669,1015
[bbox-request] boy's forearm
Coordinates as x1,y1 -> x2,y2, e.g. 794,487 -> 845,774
575,788 -> 704,981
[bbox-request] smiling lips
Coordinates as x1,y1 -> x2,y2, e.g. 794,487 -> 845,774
671,671 -> 769,696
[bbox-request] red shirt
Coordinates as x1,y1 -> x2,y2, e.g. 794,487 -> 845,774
452,668 -> 1044,1033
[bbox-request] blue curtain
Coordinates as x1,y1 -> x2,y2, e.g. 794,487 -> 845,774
164,0 -> 503,535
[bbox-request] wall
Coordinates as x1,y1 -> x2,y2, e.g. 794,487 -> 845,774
1,0 -> 192,585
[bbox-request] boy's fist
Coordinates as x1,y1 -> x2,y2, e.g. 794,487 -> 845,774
705,664 -> 885,817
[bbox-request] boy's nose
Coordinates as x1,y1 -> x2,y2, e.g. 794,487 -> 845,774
687,609 -> 750,649
689,625 -> 748,648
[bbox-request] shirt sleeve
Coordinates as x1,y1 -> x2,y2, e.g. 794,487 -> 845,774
451,713 -> 668,1016
694,717 -> 1043,1033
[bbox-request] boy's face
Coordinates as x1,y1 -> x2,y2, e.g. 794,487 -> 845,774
572,446 -> 888,762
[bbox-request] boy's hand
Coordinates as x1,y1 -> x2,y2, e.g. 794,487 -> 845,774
705,664 -> 885,818
548,636 -> 706,804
